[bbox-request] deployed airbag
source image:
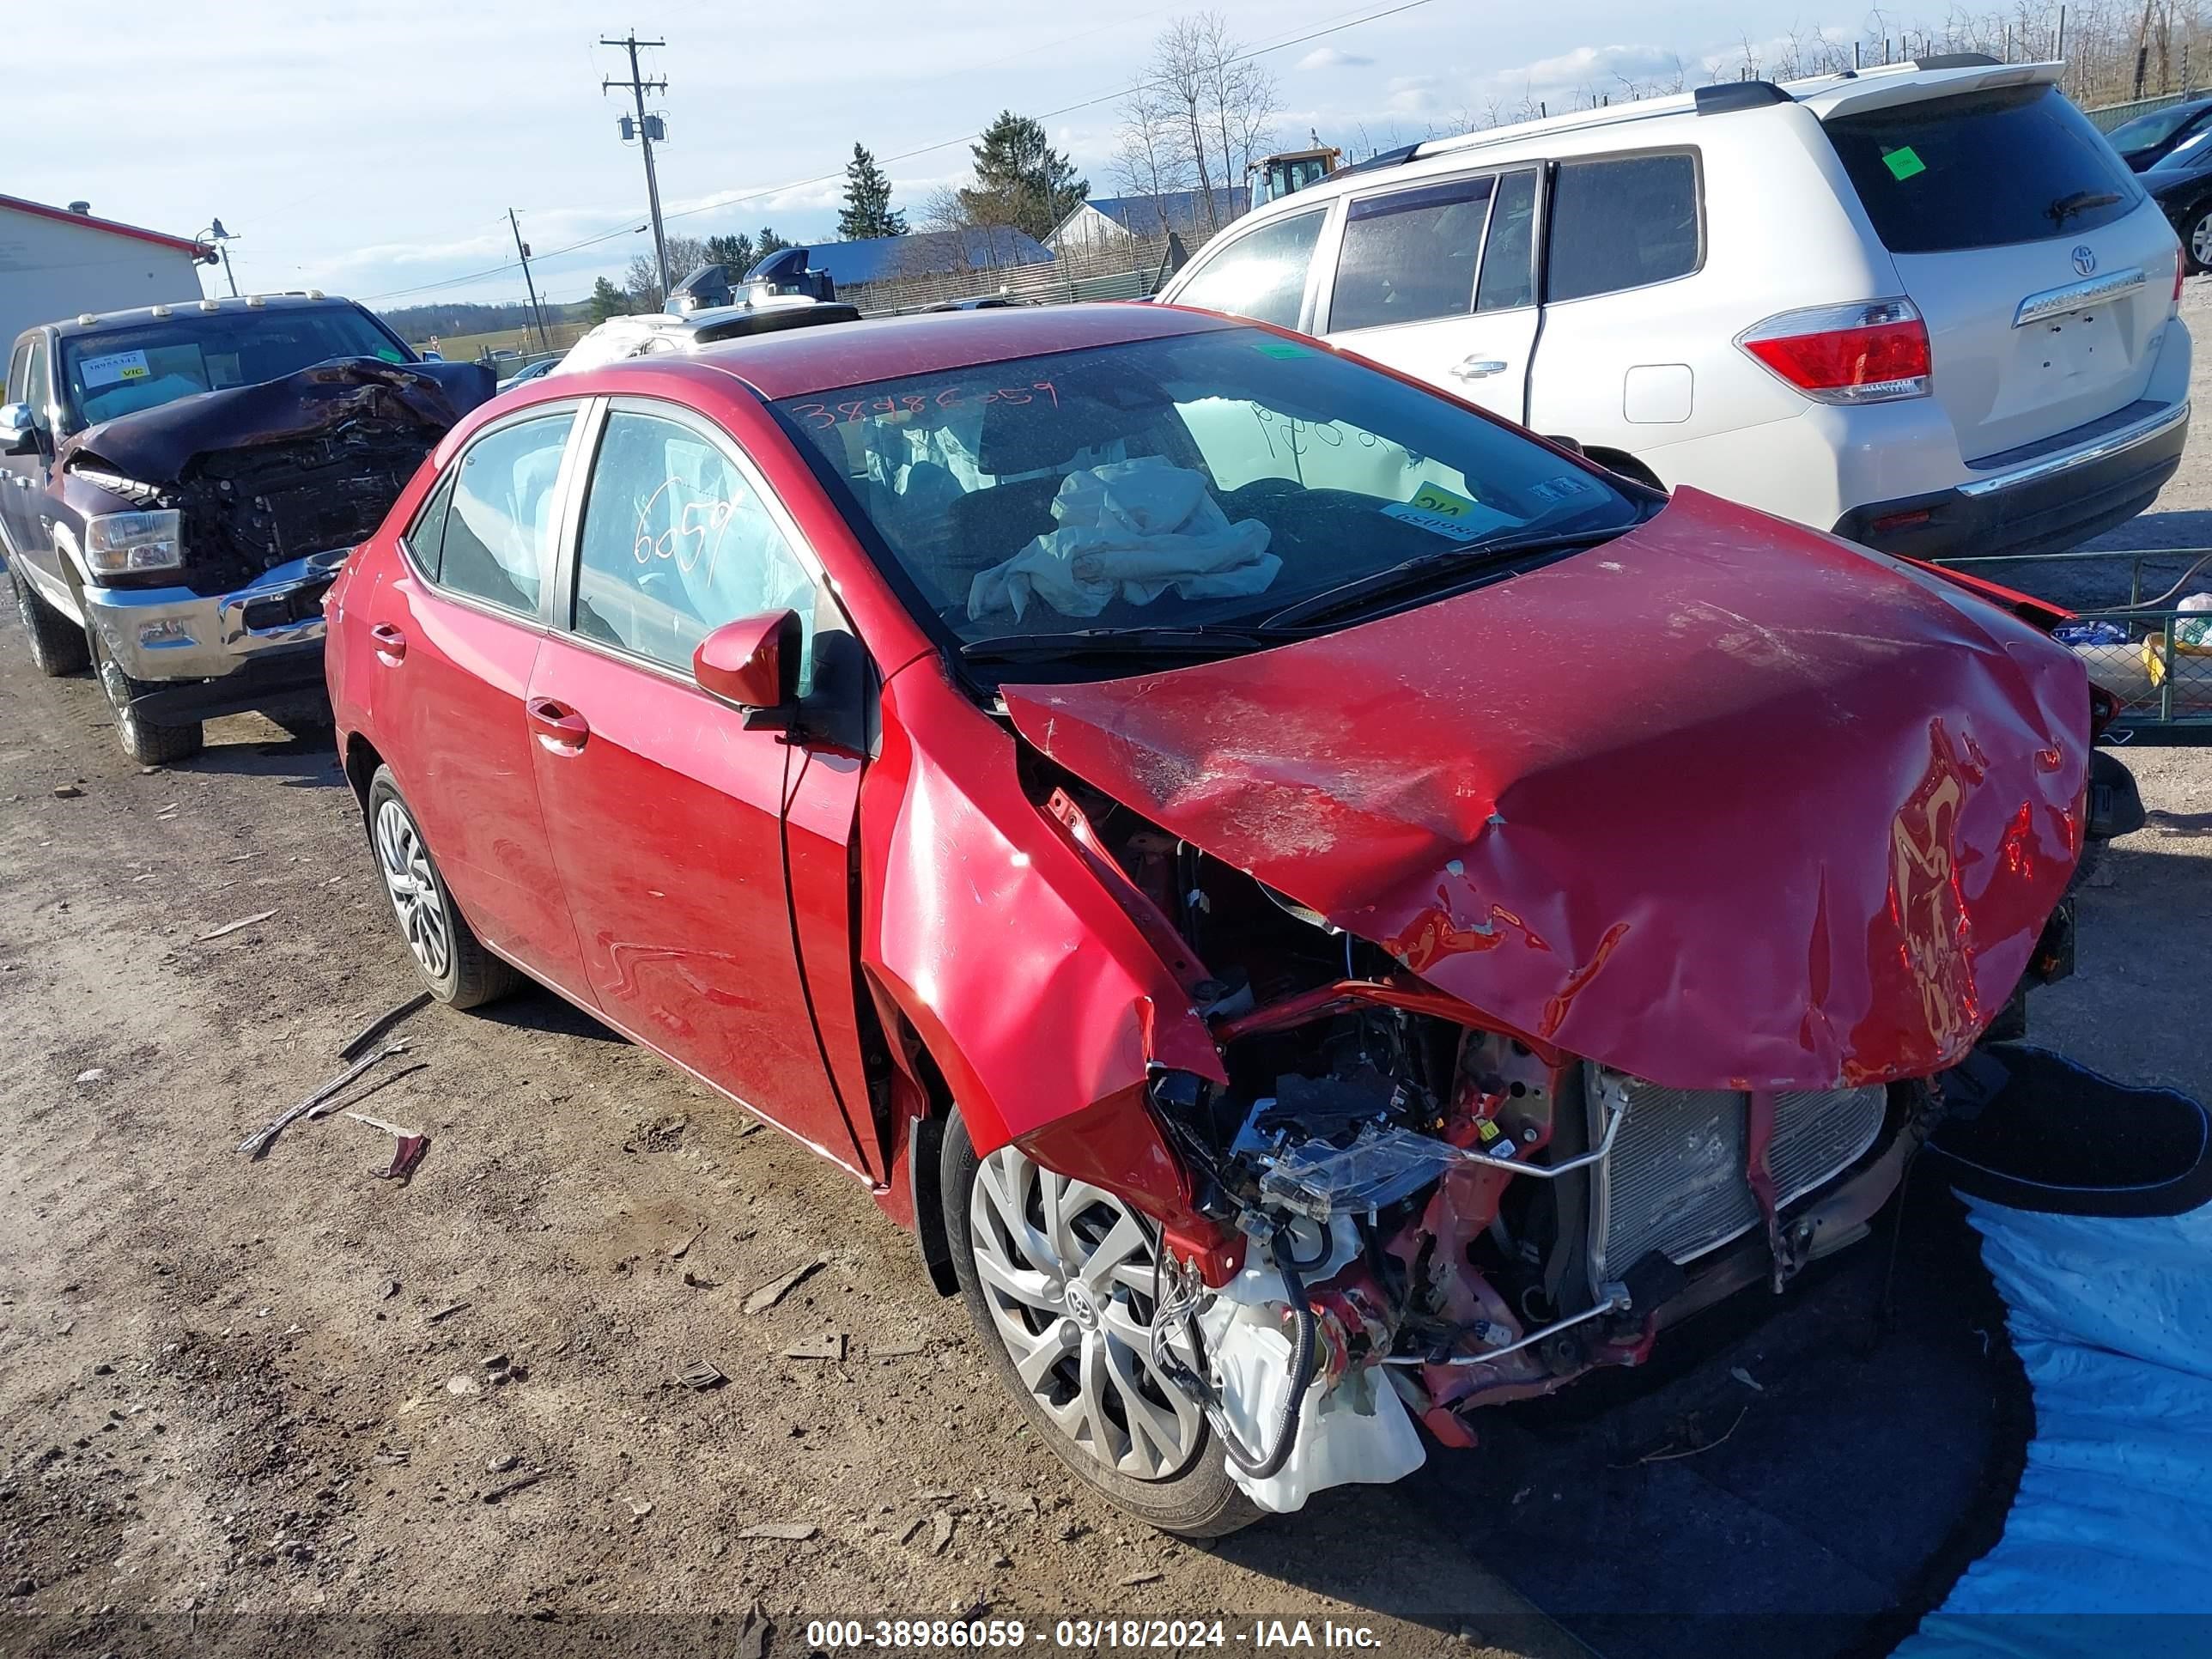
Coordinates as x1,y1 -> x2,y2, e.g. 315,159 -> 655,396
968,457 -> 1278,620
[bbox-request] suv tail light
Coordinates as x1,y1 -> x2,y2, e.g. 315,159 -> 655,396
1736,299 -> 1931,404
2176,247 -> 2187,305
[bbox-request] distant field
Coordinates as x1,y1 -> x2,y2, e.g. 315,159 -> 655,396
407,322 -> 583,361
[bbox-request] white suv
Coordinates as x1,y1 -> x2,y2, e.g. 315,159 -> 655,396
1157,56 -> 2191,562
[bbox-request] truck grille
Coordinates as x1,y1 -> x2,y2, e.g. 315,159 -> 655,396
1587,1069 -> 1887,1285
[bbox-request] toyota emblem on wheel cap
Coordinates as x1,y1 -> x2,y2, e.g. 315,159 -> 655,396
2072,244 -> 2098,276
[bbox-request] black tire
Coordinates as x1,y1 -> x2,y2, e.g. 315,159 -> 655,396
363,764 -> 520,1010
2185,206 -> 2212,275
96,653 -> 204,766
940,1107 -> 1261,1539
9,565 -> 90,678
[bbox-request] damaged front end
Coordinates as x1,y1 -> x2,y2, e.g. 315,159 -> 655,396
968,489 -> 2102,1514
60,358 -> 492,596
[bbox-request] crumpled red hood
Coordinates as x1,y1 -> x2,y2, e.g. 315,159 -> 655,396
1003,488 -> 2089,1091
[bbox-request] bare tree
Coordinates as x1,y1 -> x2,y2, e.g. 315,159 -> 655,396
1125,12 -> 1279,240
1112,82 -> 1195,242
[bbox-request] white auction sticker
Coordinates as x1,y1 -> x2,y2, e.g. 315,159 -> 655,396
79,349 -> 151,389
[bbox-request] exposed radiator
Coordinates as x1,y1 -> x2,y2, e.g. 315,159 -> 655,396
1586,1069 -> 1887,1285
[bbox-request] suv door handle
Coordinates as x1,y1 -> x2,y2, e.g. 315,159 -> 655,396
369,623 -> 407,663
1451,358 -> 1510,380
527,697 -> 590,755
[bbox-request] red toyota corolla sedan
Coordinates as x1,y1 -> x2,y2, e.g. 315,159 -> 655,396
325,302 -> 2109,1536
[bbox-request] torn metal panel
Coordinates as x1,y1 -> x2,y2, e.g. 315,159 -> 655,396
856,660 -> 1225,1222
1003,487 -> 2089,1094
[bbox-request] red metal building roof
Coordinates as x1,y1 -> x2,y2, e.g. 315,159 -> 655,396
0,194 -> 206,258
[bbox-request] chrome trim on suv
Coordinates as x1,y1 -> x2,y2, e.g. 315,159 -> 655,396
2011,266 -> 2148,328
1956,398 -> 2190,498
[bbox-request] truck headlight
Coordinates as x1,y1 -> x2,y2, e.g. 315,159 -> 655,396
83,510 -> 183,576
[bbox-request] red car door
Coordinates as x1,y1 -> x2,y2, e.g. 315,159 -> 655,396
526,398 -> 870,1174
366,404 -> 595,999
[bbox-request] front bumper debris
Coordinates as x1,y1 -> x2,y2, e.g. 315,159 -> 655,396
81,549 -> 346,703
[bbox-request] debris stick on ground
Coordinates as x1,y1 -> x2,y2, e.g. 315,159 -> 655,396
195,908 -> 278,944
742,1256 -> 826,1315
237,1041 -> 410,1158
337,990 -> 433,1060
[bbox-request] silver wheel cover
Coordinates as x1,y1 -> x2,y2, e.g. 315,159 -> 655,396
2193,215 -> 2212,268
374,798 -> 453,981
969,1145 -> 1202,1481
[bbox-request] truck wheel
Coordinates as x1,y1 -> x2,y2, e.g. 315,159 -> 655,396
9,567 -> 90,677
96,652 -> 204,765
941,1107 -> 1261,1539
364,765 -> 519,1009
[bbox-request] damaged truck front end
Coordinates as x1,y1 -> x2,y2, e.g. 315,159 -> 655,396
888,487 -> 2109,1519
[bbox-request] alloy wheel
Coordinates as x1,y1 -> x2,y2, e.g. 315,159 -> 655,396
966,1146 -> 1202,1481
2193,212 -> 2212,270
374,798 -> 453,981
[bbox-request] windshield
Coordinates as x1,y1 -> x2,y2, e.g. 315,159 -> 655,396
2112,102 -> 2205,153
775,326 -> 1642,665
58,306 -> 409,430
2148,125 -> 2212,172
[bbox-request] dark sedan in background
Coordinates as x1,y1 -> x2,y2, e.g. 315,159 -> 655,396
2106,94 -> 2212,171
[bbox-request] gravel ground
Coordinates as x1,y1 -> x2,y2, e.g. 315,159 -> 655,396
3,364 -> 2209,1657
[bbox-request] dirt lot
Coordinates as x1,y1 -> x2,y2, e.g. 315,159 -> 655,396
4,330 -> 2211,1659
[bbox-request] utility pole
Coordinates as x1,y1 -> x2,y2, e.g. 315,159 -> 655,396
507,208 -> 550,352
602,33 -> 671,301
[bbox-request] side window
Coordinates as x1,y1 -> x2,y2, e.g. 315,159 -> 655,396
5,343 -> 28,405
1546,153 -> 1700,302
434,414 -> 574,617
1175,210 -> 1328,331
573,410 -> 817,678
1329,175 -> 1493,331
1475,170 -> 1539,311
404,471 -> 459,580
23,346 -> 51,426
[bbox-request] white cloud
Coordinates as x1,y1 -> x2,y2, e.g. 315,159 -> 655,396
1297,46 -> 1372,70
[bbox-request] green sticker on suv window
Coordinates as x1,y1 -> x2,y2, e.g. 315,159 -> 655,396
1883,146 -> 1927,181
1252,340 -> 1306,359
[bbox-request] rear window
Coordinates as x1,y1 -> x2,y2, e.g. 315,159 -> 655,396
1825,85 -> 2142,253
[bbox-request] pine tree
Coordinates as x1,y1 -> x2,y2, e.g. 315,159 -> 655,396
705,233 -> 757,275
837,143 -> 908,240
586,276 -> 627,323
756,227 -> 794,258
957,112 -> 1087,240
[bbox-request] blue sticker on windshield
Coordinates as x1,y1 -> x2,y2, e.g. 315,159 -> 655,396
1530,474 -> 1602,505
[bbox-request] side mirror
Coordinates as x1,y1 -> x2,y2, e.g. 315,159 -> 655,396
0,401 -> 40,457
693,608 -> 802,729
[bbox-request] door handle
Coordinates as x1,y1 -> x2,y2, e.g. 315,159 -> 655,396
527,697 -> 590,755
369,623 -> 407,663
1451,358 -> 1510,380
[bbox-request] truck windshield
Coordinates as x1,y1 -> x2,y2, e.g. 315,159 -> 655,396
58,307 -> 408,430
775,325 -> 1642,654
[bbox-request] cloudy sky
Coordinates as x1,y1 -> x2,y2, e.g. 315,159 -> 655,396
21,1 -> 1908,311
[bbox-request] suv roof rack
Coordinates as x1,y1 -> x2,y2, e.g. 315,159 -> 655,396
1693,81 -> 1792,115
1334,142 -> 1422,179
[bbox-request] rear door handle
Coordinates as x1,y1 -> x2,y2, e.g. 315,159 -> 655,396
1451,357 -> 1510,380
526,697 -> 589,755
369,623 -> 407,663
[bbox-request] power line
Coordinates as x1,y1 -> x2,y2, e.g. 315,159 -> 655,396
362,0 -> 1436,304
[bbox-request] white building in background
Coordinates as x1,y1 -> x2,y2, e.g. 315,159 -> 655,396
0,193 -> 210,344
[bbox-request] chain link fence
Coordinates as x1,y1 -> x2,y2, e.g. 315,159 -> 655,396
1936,549 -> 2212,728
834,235 -> 1179,317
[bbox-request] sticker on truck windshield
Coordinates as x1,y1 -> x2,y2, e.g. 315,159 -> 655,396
79,349 -> 151,389
1882,146 -> 1927,181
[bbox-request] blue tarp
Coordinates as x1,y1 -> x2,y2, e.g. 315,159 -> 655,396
1899,1197 -> 2212,1657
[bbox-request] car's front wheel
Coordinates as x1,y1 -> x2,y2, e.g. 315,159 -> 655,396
941,1109 -> 1260,1538
94,647 -> 203,766
2186,206 -> 2212,274
364,766 -> 518,1009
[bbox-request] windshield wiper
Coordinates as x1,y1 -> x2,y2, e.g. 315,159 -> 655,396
959,623 -> 1306,664
2047,189 -> 2121,225
1258,527 -> 1625,631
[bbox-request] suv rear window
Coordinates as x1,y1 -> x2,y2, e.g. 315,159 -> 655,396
1825,85 -> 2142,252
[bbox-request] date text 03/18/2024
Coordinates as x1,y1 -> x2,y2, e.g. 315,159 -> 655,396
803,1618 -> 1385,1650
